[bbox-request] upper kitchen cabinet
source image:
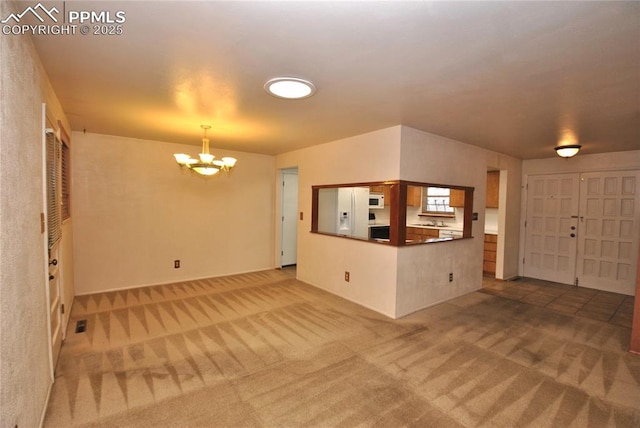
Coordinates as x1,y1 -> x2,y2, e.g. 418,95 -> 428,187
449,189 -> 465,208
369,185 -> 390,206
486,171 -> 499,208
407,186 -> 421,207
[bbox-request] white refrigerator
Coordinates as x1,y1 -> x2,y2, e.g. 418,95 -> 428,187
337,187 -> 370,239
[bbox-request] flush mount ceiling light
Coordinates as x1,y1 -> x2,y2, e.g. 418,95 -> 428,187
554,144 -> 582,158
173,125 -> 237,176
264,77 -> 316,99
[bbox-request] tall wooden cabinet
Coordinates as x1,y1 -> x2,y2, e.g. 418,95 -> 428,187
486,171 -> 499,208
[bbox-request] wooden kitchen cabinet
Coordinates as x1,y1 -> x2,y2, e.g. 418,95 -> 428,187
486,171 -> 499,208
407,186 -> 422,207
449,189 -> 465,208
483,234 -> 497,274
406,227 -> 422,241
370,185 -> 391,206
406,227 -> 439,241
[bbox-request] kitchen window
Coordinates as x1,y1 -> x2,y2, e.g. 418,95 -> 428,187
422,187 -> 454,214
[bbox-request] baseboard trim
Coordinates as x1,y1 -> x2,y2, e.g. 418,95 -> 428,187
296,278 -> 397,320
74,267 -> 277,296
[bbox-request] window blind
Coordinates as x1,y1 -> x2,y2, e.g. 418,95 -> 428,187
46,131 -> 62,248
61,141 -> 70,220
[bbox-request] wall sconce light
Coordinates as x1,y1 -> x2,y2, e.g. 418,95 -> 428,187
554,144 -> 582,158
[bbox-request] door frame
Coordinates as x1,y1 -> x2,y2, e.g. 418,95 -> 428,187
275,166 -> 299,269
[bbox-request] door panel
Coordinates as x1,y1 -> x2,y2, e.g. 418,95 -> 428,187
524,174 -> 580,284
577,171 -> 640,295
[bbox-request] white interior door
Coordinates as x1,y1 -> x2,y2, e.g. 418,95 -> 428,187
524,173 -> 580,284
281,170 -> 298,267
576,171 -> 640,295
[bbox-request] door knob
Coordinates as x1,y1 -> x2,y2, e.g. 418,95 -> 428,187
570,233 -> 576,238
49,259 -> 58,266
570,226 -> 576,230
49,274 -> 55,280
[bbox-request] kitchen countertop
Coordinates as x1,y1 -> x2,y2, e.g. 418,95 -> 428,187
408,223 -> 463,232
405,236 -> 457,244
373,223 -> 498,235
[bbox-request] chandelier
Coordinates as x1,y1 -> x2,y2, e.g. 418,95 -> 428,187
173,125 -> 237,176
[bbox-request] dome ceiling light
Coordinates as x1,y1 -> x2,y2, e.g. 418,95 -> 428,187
264,77 -> 316,99
554,144 -> 582,158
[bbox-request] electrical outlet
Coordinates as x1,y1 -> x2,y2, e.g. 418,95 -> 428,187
174,260 -> 180,269
449,272 -> 453,282
345,271 -> 350,282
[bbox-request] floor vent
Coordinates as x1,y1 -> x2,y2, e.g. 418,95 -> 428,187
75,320 -> 87,333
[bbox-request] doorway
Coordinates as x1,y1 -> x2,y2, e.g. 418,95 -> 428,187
281,168 -> 298,267
524,171 -> 640,295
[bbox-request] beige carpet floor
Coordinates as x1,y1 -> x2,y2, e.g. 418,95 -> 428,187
44,269 -> 640,427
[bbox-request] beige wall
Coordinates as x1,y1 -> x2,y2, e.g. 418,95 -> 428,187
523,150 -> 640,176
276,126 -> 402,317
396,126 -> 522,316
0,0 -> 71,424
72,132 -> 276,294
276,125 -> 522,318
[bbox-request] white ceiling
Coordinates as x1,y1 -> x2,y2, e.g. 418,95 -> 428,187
30,1 -> 640,159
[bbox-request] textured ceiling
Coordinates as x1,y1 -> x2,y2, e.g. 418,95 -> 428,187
29,1 -> 640,159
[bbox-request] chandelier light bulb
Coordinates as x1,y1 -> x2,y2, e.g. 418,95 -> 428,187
173,125 -> 238,176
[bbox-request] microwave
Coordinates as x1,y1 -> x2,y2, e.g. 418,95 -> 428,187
369,193 -> 385,209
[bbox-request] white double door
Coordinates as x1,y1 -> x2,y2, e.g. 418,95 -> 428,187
524,171 -> 640,295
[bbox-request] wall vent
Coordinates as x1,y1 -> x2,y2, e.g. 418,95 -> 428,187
75,319 -> 87,333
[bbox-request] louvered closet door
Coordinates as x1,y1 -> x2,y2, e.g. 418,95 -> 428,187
577,171 -> 640,295
524,174 -> 580,284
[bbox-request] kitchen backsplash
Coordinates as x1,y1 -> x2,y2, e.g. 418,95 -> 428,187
485,208 -> 498,234
372,205 -> 498,233
369,206 -> 391,224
